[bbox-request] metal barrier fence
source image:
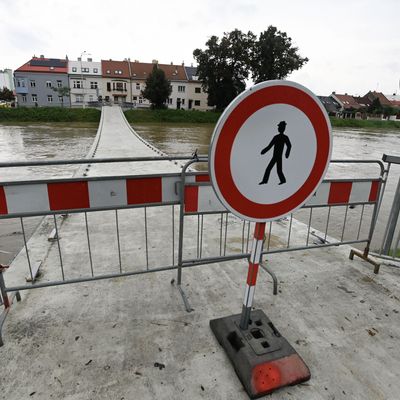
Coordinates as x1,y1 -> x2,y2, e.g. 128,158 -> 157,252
369,154 -> 400,268
0,156 -> 385,344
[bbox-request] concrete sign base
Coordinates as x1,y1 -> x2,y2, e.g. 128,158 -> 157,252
210,310 -> 310,398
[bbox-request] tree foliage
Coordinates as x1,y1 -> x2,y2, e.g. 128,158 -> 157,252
52,86 -> 70,107
142,65 -> 172,109
368,98 -> 382,114
0,87 -> 14,102
250,26 -> 309,83
193,29 -> 254,111
193,27 -> 308,110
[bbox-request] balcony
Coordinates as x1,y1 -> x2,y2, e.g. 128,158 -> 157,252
15,86 -> 28,94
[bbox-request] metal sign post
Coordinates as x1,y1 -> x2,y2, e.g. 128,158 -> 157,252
208,80 -> 332,398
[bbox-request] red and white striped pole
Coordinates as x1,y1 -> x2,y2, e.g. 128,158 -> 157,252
240,222 -> 266,330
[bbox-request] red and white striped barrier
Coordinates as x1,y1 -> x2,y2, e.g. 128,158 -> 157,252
184,179 -> 381,214
0,173 -> 206,217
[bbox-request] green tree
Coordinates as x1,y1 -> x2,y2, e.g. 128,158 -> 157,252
0,87 -> 14,102
193,30 -> 255,111
250,26 -> 308,82
368,98 -> 382,114
52,86 -> 70,107
142,65 -> 172,109
193,27 -> 308,110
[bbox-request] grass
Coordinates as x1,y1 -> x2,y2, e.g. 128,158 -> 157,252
0,107 -> 101,123
330,117 -> 400,130
124,109 -> 221,124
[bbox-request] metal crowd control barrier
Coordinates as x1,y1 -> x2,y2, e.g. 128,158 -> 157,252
368,154 -> 400,269
0,156 -> 385,344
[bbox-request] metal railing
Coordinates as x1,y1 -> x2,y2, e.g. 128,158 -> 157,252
368,154 -> 400,268
0,155 -> 386,344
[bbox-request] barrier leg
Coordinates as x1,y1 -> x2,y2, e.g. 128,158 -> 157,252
349,246 -> 381,274
0,269 -> 10,309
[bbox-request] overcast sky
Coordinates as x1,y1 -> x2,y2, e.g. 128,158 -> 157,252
1,0 -> 399,96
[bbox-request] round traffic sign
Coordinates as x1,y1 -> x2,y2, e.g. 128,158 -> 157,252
209,80 -> 332,222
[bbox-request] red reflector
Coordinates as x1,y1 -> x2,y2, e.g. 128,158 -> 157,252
252,354 -> 310,395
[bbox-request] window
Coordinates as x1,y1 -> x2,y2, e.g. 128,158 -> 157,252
58,96 -> 63,102
106,70 -> 111,74
195,100 -> 201,106
73,80 -> 82,89
195,87 -> 201,93
22,95 -> 27,102
168,98 -> 172,104
32,94 -> 37,102
89,95 -> 93,102
178,86 -> 185,92
112,82 -> 126,91
107,82 -> 111,91
47,95 -> 53,103
30,80 -> 36,87
114,70 -> 122,75
136,83 -> 140,90
93,68 -> 98,73
90,81 -> 98,89
46,81 -> 52,88
75,95 -> 83,103
57,80 -> 62,88
133,96 -> 137,101
139,97 -> 143,104
81,67 -> 89,73
72,67 -> 77,72
182,99 -> 185,105
17,79 -> 25,87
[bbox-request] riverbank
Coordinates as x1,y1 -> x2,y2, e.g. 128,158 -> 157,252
1,107 -> 400,129
124,108 -> 220,123
330,116 -> 400,130
0,107 -> 101,122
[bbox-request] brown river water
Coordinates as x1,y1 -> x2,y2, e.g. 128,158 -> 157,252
0,121 -> 399,265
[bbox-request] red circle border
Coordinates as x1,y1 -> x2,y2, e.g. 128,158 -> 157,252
212,84 -> 331,220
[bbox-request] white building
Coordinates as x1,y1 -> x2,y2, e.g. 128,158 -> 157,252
68,58 -> 102,107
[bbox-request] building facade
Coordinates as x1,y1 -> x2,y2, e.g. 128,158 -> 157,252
184,66 -> 209,111
13,56 -> 211,110
68,58 -> 102,107
101,60 -> 132,105
14,56 -> 70,107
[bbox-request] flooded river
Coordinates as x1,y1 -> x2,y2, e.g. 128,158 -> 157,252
0,123 -> 97,264
0,121 -> 399,264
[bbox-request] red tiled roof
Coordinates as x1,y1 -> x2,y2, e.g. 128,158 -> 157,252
130,62 -> 187,81
364,91 -> 392,107
15,57 -> 68,73
390,100 -> 400,108
101,60 -> 131,78
333,94 -> 361,110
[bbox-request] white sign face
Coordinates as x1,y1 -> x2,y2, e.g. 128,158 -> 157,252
231,104 -> 316,204
209,80 -> 332,222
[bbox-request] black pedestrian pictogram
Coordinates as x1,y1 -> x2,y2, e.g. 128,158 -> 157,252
259,121 -> 292,185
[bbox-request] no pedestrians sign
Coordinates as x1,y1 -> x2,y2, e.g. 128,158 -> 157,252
209,80 -> 332,221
